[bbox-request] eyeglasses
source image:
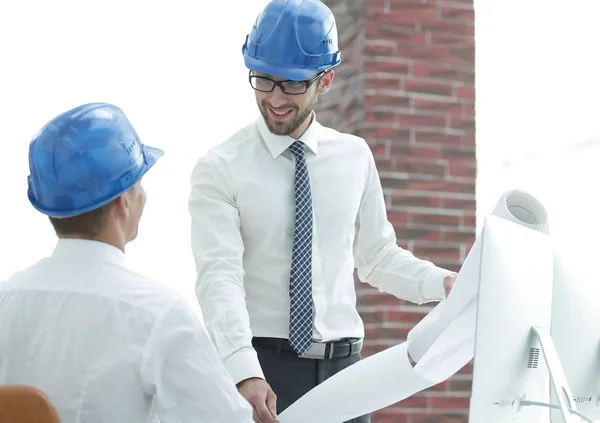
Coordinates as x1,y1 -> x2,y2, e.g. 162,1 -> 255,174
248,71 -> 325,95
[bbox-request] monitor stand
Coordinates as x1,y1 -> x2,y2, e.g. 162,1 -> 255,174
519,326 -> 579,423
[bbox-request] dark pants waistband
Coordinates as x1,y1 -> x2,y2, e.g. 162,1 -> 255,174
252,337 -> 363,360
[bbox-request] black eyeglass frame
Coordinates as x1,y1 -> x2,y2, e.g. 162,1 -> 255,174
248,71 -> 326,95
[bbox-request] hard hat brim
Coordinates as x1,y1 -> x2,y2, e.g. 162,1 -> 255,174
244,53 -> 327,82
29,144 -> 164,219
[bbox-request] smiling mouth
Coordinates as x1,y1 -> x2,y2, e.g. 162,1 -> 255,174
268,107 -> 294,120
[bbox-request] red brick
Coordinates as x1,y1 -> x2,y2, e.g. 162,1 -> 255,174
411,213 -> 461,227
449,115 -> 475,131
449,376 -> 473,393
391,191 -> 444,207
441,229 -> 475,244
380,176 -> 410,190
389,144 -> 440,159
388,211 -> 410,225
450,46 -> 475,64
374,156 -> 394,172
397,240 -> 412,250
456,361 -> 473,375
440,146 -> 476,160
374,126 -> 412,141
413,96 -> 460,112
407,180 -> 475,194
396,227 -> 443,243
361,293 -> 405,307
361,310 -> 387,324
428,396 -> 471,410
359,344 -> 386,358
365,42 -> 396,56
366,60 -> 411,76
369,140 -> 389,156
396,45 -> 453,64
366,110 -> 398,124
439,6 -> 475,24
413,64 -> 474,83
413,245 -> 462,261
366,21 -> 417,39
370,10 -> 432,27
446,161 -> 476,179
317,0 -> 475,419
429,32 -> 473,48
375,32 -> 429,48
360,126 -> 380,142
420,20 -> 474,36
387,309 -> 429,325
435,50 -> 473,69
368,93 -> 412,108
366,326 -> 411,340
369,76 -> 403,91
397,394 -> 428,409
461,104 -> 475,119
405,79 -> 454,97
395,113 -> 447,128
411,413 -> 468,423
372,411 -> 411,423
414,130 -> 463,146
396,160 -> 446,177
462,215 -> 476,228
455,85 -> 475,99
426,380 -> 451,392
364,90 -> 411,107
388,1 -> 439,19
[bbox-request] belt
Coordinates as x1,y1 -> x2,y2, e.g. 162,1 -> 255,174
252,337 -> 363,360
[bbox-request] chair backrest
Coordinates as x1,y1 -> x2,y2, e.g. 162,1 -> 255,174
0,385 -> 59,423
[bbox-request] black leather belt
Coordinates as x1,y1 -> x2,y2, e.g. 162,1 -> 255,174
252,337 -> 363,360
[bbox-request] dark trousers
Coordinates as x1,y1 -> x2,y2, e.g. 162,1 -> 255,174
254,339 -> 370,423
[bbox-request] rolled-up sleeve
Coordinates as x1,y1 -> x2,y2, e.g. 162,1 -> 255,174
188,157 -> 264,384
353,148 -> 452,304
141,299 -> 253,423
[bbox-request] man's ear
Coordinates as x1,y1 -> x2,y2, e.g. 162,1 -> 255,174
111,193 -> 129,218
318,70 -> 335,95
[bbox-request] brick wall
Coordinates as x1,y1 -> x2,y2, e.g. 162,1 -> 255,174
316,0 -> 476,422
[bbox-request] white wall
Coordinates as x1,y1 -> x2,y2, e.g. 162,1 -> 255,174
475,0 -> 600,236
2,0 -> 600,303
0,0 -> 269,302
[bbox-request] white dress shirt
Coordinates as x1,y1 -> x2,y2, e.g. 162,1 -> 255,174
189,114 -> 452,385
0,239 -> 253,423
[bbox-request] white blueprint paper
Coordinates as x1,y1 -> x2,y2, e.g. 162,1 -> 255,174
278,190 -> 550,423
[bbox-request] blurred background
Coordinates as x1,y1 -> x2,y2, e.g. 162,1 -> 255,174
1,0 -> 599,422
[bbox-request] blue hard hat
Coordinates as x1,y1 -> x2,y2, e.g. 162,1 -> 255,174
242,0 -> 341,81
27,103 -> 164,218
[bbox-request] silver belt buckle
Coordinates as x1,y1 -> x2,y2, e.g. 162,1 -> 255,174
299,342 -> 332,359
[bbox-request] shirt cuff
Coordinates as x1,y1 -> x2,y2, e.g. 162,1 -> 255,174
420,266 -> 454,302
224,347 -> 265,385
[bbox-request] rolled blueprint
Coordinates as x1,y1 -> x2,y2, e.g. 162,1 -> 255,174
277,189 -> 550,423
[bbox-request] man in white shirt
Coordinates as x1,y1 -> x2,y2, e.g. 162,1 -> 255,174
188,1 -> 457,422
0,103 -> 253,423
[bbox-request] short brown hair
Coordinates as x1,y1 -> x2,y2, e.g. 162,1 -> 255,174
49,201 -> 113,237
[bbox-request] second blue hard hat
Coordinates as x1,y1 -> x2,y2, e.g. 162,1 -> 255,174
27,102 -> 164,218
242,0 -> 341,81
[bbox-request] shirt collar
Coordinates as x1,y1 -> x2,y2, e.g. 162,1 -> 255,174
257,111 -> 321,159
51,239 -> 127,267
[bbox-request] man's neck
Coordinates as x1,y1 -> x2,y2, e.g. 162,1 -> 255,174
57,233 -> 126,253
290,112 -> 315,140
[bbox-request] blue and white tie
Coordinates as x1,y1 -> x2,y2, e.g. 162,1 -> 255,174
288,141 -> 313,356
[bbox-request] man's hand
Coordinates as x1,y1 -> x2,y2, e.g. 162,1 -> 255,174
443,272 -> 457,297
237,377 -> 278,423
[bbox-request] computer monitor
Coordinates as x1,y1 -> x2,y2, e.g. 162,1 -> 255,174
550,240 -> 600,422
468,215 -> 574,422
